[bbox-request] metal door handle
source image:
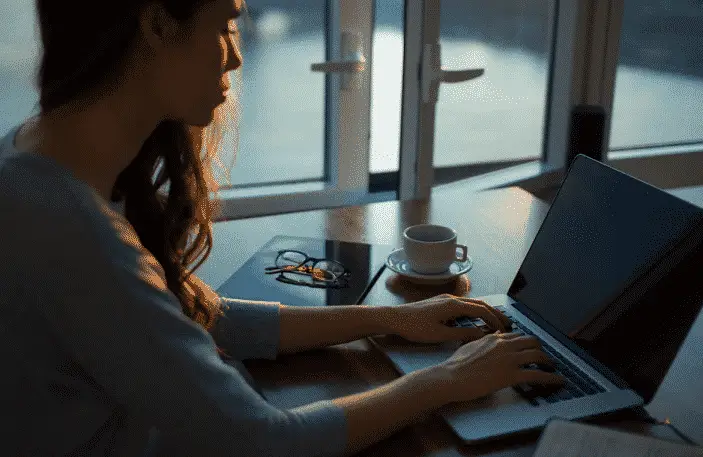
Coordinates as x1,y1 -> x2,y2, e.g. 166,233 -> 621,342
440,68 -> 485,83
422,42 -> 485,104
311,31 -> 366,90
310,54 -> 366,74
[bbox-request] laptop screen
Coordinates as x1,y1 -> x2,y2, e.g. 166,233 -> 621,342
508,156 -> 703,401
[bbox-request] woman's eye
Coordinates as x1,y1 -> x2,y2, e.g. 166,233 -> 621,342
223,20 -> 240,36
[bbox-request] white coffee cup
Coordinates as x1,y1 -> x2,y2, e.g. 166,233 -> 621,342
402,224 -> 468,274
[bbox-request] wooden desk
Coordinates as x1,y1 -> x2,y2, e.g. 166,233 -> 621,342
199,187 -> 691,456
199,187 -> 546,299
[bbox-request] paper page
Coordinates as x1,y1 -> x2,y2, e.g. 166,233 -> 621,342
533,419 -> 703,457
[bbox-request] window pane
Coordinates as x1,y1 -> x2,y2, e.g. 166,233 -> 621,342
227,3 -> 327,187
369,0 -> 404,174
609,1 -> 703,152
0,0 -> 40,137
434,0 -> 554,168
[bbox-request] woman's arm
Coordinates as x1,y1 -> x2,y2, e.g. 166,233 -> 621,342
40,204 -> 347,456
42,200 -> 459,456
189,273 -> 398,356
334,365 -> 449,456
278,304 -> 396,355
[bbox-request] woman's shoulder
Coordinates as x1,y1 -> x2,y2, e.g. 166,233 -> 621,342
0,151 -> 129,255
0,151 -> 89,228
0,120 -> 146,275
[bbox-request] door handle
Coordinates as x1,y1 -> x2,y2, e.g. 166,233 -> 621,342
310,59 -> 365,74
422,42 -> 484,104
311,31 -> 366,90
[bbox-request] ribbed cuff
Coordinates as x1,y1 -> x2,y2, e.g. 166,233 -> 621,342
212,297 -> 281,360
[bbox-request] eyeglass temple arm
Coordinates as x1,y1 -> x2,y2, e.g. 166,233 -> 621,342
265,264 -> 313,273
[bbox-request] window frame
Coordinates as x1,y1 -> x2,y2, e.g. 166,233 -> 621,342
397,0 -> 612,198
447,0 -> 703,195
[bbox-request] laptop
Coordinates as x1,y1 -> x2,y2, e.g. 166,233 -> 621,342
369,154 -> 703,443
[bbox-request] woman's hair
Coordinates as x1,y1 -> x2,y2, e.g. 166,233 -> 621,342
34,0 -> 244,345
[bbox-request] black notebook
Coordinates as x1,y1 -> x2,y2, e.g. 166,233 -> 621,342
216,235 -> 394,307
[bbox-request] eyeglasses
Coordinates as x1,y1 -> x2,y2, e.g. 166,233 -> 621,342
264,250 -> 351,289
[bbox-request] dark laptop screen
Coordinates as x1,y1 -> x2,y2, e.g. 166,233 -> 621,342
508,156 -> 703,401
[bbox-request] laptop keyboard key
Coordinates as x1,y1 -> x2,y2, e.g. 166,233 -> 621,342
569,374 -> 598,395
514,384 -> 540,406
530,383 -> 563,400
560,372 -> 586,394
540,344 -> 603,394
555,388 -> 575,401
493,306 -> 605,401
565,382 -> 586,398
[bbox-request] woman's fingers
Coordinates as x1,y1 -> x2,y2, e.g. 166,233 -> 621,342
502,335 -> 543,351
453,300 -> 507,331
511,349 -> 553,367
447,297 -> 512,330
444,298 -> 502,330
459,327 -> 488,342
469,300 -> 512,329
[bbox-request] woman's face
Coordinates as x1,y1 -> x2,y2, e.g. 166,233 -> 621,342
151,0 -> 243,126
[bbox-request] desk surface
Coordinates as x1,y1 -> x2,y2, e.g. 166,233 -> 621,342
201,187 -> 547,298
200,186 -> 699,455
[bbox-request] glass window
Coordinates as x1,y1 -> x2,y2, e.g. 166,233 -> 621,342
227,3 -> 327,187
609,0 -> 703,153
433,0 -> 554,168
0,2 -> 330,190
0,0 -> 40,137
369,0 -> 404,175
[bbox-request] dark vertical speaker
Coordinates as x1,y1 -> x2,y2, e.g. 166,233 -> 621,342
567,104 -> 606,164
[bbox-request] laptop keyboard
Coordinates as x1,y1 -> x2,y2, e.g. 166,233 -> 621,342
454,306 -> 606,406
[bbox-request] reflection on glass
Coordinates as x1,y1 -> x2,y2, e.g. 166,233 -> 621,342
610,0 -> 703,152
369,0 -> 404,174
227,3 -> 327,187
434,0 -> 553,168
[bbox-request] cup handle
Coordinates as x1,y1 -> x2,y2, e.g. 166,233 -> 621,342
455,244 -> 468,262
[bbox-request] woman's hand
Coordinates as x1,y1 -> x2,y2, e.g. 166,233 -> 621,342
434,332 -> 565,404
389,293 -> 512,344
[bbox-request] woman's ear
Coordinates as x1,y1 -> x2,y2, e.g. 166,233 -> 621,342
138,2 -> 179,51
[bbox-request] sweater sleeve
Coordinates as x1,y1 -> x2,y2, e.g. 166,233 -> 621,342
210,297 -> 281,361
35,197 -> 348,457
184,272 -> 282,361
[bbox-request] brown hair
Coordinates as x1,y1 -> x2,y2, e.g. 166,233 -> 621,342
34,0 -> 244,351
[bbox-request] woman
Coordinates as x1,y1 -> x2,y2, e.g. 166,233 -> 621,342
0,0 -> 563,455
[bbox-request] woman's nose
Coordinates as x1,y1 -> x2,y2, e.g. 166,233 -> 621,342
224,37 -> 242,73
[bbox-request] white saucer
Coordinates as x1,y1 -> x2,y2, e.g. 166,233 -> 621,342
385,248 -> 473,285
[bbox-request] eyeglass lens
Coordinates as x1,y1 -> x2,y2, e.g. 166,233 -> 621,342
276,251 -> 348,284
277,251 -> 308,267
